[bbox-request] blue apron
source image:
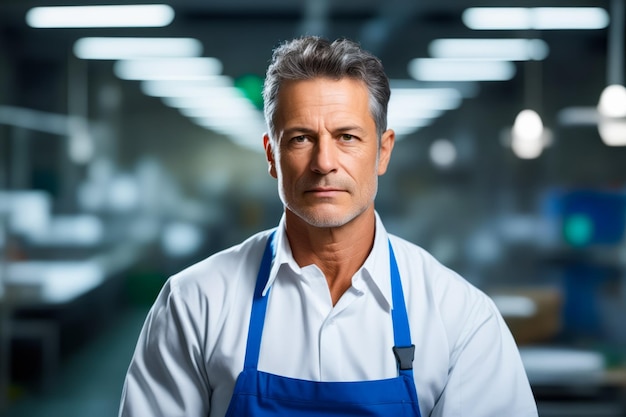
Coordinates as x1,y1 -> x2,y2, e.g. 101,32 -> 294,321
224,231 -> 422,416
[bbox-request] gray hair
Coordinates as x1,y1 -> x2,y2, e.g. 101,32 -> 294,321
263,36 -> 390,142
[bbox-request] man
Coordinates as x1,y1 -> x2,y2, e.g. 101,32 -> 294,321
119,36 -> 538,416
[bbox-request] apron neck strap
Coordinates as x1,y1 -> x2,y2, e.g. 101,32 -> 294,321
243,232 -> 415,377
243,231 -> 277,369
388,240 -> 415,376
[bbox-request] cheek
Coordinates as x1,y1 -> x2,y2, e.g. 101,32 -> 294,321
275,160 -> 297,191
278,155 -> 305,178
361,163 -> 382,197
353,155 -> 379,180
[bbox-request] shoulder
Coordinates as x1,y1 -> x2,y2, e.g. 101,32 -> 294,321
388,233 -> 500,339
389,233 -> 490,298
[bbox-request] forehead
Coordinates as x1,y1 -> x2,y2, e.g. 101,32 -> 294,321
274,77 -> 372,125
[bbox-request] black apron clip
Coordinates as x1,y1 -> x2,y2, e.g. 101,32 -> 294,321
392,345 -> 415,370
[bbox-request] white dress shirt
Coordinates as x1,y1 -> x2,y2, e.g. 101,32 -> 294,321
119,213 -> 538,417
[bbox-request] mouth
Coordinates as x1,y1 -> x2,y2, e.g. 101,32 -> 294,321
305,187 -> 344,196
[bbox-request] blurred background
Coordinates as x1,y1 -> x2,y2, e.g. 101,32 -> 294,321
1,0 -> 626,416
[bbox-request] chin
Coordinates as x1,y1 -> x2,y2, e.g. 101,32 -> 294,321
290,206 -> 365,229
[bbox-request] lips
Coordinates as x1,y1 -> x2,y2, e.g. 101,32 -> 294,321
307,187 -> 342,193
300,178 -> 351,195
304,186 -> 346,198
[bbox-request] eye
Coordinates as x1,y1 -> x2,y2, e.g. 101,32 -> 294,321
291,135 -> 308,143
340,134 -> 355,141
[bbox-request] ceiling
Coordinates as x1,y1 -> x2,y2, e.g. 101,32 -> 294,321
0,0 -> 623,198
0,0 -> 613,95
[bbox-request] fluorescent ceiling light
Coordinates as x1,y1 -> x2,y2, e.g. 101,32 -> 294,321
154,83 -> 266,150
389,107 -> 443,122
176,100 -> 258,119
387,87 -> 463,136
557,107 -> 599,126
463,8 -> 532,30
162,89 -> 250,110
463,7 -> 609,30
163,87 -> 260,124
26,4 -> 174,28
114,57 -> 223,81
534,8 -> 609,30
0,105 -> 72,135
389,123 -> 431,136
180,103 -> 256,119
390,88 -> 462,110
389,115 -> 436,127
408,58 -> 516,82
390,79 -> 480,99
429,39 -> 549,61
74,37 -> 202,60
191,110 -> 267,151
141,78 -> 234,97
208,116 -> 264,129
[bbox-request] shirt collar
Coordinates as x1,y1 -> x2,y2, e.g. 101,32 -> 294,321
263,214 -> 298,296
263,212 -> 393,311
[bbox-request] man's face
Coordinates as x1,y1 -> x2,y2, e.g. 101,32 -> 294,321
264,77 -> 394,228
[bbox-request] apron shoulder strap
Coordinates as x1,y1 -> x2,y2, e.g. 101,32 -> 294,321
243,231 -> 277,370
244,233 -> 414,375
388,240 -> 415,374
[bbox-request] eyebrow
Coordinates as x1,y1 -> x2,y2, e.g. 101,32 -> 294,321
282,125 -> 366,137
333,125 -> 366,135
282,127 -> 316,137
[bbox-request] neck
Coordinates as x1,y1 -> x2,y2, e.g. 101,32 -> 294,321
284,208 -> 377,305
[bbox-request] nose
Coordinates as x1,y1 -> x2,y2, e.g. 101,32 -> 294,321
310,136 -> 338,175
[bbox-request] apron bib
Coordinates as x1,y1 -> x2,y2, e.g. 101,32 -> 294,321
224,231 -> 422,417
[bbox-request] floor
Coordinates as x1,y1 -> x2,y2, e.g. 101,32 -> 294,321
3,306 -> 148,417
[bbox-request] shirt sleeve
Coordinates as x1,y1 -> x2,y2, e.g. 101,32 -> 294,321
118,278 -> 211,417
431,296 -> 538,417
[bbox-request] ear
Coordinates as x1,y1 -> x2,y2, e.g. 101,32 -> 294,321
377,129 -> 395,176
263,134 -> 278,179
